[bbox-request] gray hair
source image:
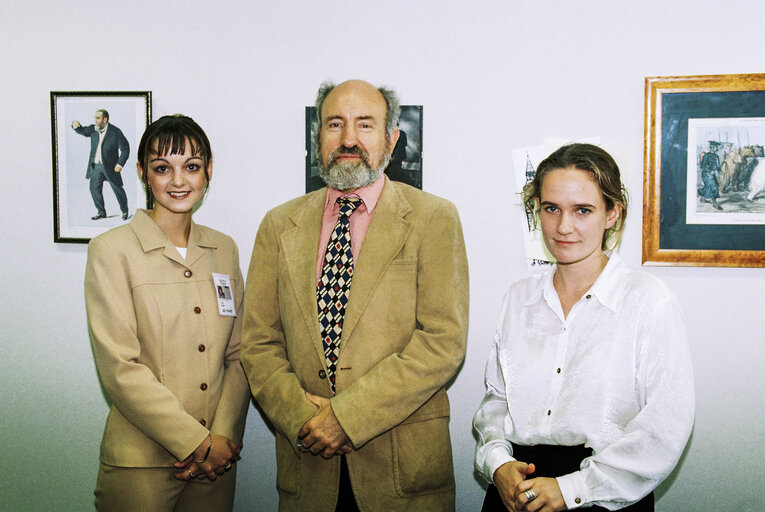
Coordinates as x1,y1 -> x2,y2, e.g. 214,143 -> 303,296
313,81 -> 401,139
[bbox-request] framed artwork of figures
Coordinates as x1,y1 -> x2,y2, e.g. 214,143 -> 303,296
51,91 -> 151,243
643,74 -> 765,267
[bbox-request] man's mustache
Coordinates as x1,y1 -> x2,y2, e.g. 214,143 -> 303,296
328,145 -> 371,168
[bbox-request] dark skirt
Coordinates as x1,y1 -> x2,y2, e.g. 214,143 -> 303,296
481,444 -> 654,511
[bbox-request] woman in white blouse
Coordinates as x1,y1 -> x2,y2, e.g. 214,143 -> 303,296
474,143 -> 694,512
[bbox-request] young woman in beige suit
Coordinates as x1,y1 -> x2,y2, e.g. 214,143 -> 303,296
85,115 -> 250,511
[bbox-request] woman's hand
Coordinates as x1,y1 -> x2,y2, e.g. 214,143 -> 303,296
173,434 -> 240,481
514,477 -> 566,512
493,460 -> 536,511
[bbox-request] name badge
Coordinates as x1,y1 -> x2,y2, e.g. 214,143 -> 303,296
212,273 -> 236,317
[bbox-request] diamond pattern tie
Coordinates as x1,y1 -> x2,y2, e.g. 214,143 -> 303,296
317,196 -> 362,393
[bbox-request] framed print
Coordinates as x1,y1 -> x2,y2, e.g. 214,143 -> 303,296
305,105 -> 423,193
643,74 -> 765,267
51,91 -> 151,243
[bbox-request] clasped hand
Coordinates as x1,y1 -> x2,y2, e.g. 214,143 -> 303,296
297,392 -> 353,459
493,461 -> 566,512
173,433 -> 240,481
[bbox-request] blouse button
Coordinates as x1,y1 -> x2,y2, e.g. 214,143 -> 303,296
199,418 -> 207,426
200,383 -> 208,391
194,306 -> 201,314
556,368 -> 561,374
318,370 -> 327,379
547,410 -> 551,416
575,498 -> 581,504
184,270 -> 192,278
585,294 -> 591,299
198,344 -> 206,352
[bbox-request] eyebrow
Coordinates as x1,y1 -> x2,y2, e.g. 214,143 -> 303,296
540,201 -> 597,208
324,114 -> 377,122
149,155 -> 204,163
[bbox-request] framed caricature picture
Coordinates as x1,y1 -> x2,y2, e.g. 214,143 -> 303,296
51,91 -> 151,243
643,74 -> 765,267
305,105 -> 423,193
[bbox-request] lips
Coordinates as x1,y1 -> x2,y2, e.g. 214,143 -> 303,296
168,191 -> 191,199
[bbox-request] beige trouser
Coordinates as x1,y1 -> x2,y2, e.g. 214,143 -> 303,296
94,462 -> 237,512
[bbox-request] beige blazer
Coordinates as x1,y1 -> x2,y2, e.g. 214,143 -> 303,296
85,209 -> 250,467
241,179 -> 469,511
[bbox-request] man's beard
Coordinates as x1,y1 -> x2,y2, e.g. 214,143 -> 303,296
317,145 -> 391,191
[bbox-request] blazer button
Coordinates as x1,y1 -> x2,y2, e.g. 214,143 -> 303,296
199,418 -> 207,426
318,370 -> 327,379
198,344 -> 206,352
184,270 -> 192,278
194,306 -> 201,314
200,383 -> 208,391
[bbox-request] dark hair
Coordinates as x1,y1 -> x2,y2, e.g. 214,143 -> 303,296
137,114 -> 212,195
96,109 -> 109,121
523,143 -> 628,251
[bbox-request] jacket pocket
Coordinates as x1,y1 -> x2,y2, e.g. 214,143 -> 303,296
391,415 -> 455,496
275,433 -> 301,496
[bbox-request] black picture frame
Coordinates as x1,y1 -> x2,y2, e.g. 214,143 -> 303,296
51,91 -> 151,243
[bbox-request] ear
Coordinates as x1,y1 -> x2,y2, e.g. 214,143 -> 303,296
605,204 -> 620,229
206,159 -> 213,183
387,128 -> 400,153
136,161 -> 144,182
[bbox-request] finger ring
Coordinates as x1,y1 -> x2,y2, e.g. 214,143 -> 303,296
525,489 -> 537,502
225,463 -> 232,470
187,469 -> 195,478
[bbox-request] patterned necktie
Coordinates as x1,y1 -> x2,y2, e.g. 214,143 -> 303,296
317,196 -> 362,393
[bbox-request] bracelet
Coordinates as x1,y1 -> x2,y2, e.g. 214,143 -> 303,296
193,434 -> 213,463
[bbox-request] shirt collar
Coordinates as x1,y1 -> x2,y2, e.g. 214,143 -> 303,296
129,209 -> 217,252
587,251 -> 625,312
324,172 -> 386,215
520,252 -> 625,312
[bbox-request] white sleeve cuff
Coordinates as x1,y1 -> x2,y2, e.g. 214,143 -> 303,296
556,472 -> 588,509
481,442 -> 515,484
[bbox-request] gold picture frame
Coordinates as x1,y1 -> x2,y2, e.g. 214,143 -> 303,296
643,73 -> 765,267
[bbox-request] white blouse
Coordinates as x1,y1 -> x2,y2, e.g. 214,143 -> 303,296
473,254 -> 694,510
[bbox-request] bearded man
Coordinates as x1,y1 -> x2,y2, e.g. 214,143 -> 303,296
240,79 -> 469,512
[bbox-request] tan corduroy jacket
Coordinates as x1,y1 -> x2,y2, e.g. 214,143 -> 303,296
241,179 -> 469,511
85,209 -> 250,467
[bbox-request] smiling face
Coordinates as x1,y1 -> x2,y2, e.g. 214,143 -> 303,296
139,139 -> 211,220
539,167 -> 619,267
317,80 -> 399,191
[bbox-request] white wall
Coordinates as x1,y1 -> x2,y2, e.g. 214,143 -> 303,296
1,1 -> 763,510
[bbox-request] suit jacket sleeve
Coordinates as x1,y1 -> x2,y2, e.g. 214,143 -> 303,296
74,124 -> 95,137
331,200 -> 469,447
85,236 -> 210,460
240,211 -> 317,445
210,246 -> 250,443
115,126 -> 130,167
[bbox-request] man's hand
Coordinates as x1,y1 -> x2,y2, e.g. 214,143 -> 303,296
493,460 -> 536,511
71,120 -> 81,129
114,164 -> 123,173
297,392 -> 353,458
515,476 -> 566,512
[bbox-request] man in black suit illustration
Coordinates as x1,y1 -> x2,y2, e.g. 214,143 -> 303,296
72,109 -> 130,220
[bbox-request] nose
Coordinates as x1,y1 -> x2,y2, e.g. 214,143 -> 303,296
341,125 -> 358,148
170,168 -> 185,187
557,211 -> 573,234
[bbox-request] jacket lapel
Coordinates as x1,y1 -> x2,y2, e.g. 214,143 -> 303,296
280,191 -> 327,363
341,181 -> 412,344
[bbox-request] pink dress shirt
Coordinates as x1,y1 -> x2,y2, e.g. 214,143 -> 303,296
315,174 -> 386,281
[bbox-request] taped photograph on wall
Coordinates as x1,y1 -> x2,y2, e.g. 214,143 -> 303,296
51,91 -> 151,243
643,74 -> 765,267
305,105 -> 423,193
